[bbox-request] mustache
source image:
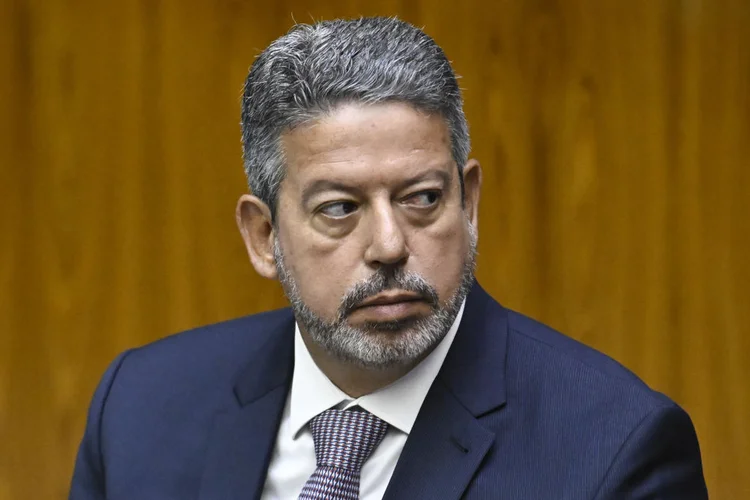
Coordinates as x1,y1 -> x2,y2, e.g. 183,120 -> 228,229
337,268 -> 439,320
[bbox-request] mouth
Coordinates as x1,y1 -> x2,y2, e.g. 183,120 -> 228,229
357,291 -> 424,308
349,291 -> 430,324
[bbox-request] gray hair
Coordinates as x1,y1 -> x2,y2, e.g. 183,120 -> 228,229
240,16 -> 470,219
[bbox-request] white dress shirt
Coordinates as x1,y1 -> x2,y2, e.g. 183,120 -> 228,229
261,299 -> 466,499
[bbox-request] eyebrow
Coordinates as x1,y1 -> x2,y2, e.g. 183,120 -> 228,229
300,168 -> 453,207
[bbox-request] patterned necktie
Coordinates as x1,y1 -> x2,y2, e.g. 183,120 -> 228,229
298,407 -> 389,500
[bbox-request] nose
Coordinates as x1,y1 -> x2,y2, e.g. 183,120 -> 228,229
363,201 -> 409,268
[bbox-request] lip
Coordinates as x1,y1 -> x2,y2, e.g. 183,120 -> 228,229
357,291 -> 424,309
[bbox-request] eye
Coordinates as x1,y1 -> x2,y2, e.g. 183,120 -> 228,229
404,190 -> 442,208
318,201 -> 359,218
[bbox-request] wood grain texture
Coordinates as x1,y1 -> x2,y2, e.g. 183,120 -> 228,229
1,0 -> 748,498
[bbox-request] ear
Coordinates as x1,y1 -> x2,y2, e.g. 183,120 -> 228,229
461,159 -> 482,228
236,194 -> 278,279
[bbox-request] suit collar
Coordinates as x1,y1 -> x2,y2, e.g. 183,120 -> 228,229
439,281 -> 509,416
233,311 -> 296,406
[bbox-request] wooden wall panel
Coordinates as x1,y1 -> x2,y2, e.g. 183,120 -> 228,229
1,0 -> 748,498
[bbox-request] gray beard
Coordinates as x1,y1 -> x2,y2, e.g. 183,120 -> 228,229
273,224 -> 478,369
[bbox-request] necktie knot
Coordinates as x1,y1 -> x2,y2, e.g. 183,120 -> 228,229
308,407 -> 389,472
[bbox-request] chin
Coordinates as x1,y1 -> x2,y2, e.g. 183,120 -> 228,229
355,315 -> 424,333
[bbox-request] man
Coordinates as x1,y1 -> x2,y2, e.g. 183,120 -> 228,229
70,17 -> 707,499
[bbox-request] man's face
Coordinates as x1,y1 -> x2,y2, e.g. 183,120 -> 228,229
265,102 -> 480,368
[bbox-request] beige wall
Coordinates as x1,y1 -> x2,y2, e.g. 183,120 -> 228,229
1,0 -> 748,498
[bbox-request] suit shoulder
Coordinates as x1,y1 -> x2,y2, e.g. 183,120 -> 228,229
119,307 -> 294,380
506,309 -> 673,409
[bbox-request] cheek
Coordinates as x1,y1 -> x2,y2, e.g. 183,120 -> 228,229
275,194 -> 355,315
408,215 -> 469,300
280,226 -> 364,317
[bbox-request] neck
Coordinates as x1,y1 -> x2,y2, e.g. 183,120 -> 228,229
299,331 -> 432,398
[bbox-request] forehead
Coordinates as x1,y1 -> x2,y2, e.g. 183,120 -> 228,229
280,102 -> 453,184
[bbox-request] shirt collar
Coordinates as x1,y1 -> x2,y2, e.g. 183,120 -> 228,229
288,299 -> 466,437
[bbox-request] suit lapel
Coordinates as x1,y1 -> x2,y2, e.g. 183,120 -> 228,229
198,312 -> 295,500
197,386 -> 288,500
384,283 -> 510,500
382,380 -> 495,500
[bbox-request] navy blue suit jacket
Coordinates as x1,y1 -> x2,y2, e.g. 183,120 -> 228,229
70,283 -> 707,499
